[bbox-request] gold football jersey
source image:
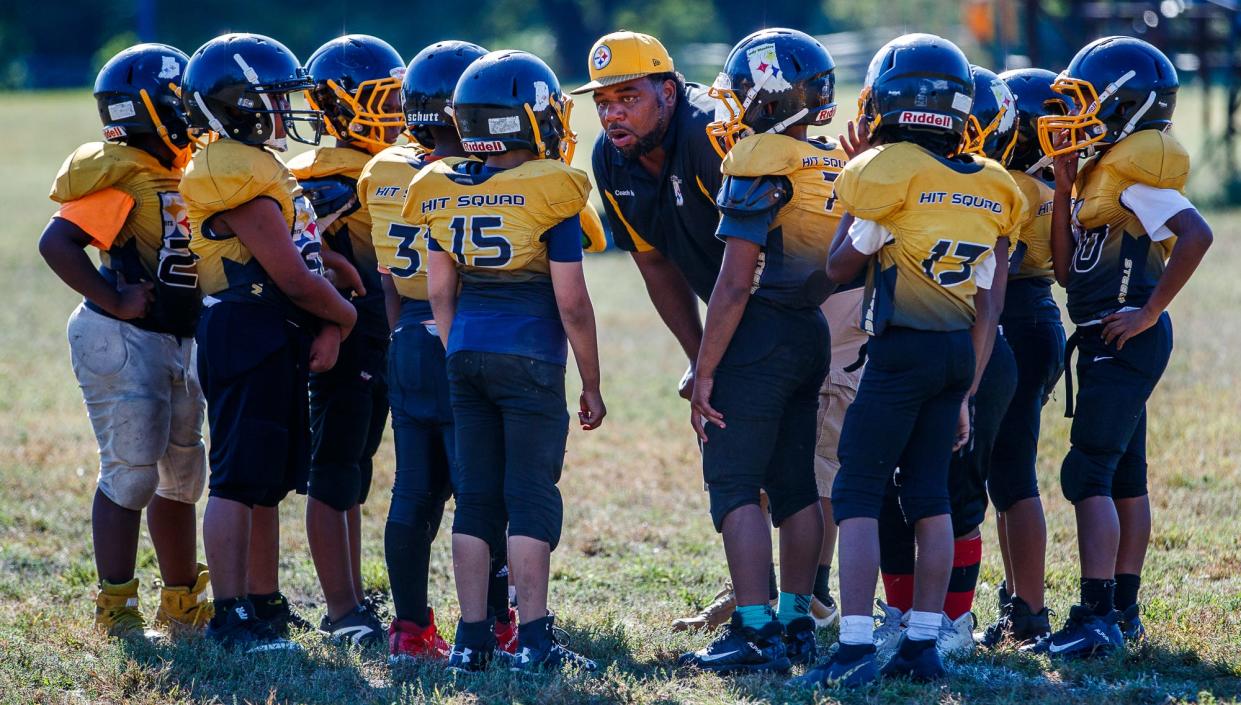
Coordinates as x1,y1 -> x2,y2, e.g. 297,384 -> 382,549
1008,170 -> 1054,282
181,140 -> 322,304
721,133 -> 847,307
288,146 -> 375,275
50,142 -> 200,334
834,142 -> 1026,333
1065,129 -> 1189,324
401,158 -> 591,284
359,144 -> 435,300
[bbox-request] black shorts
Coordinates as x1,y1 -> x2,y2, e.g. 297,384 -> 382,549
196,302 -> 311,508
1060,313 -> 1172,503
989,316 -> 1065,511
307,331 -> 390,510
702,297 -> 828,532
448,351 -> 569,551
947,333 -> 1017,536
832,327 -> 974,524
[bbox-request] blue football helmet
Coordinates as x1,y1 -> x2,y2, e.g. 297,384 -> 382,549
1037,36 -> 1178,157
859,33 -> 974,144
402,40 -> 488,148
94,43 -> 192,167
706,28 -> 836,158
998,68 -> 1067,173
451,50 -> 575,162
304,34 -> 406,154
182,33 -> 320,151
962,65 -> 1019,165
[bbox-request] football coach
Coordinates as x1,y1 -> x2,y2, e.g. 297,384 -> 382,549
571,31 -> 724,402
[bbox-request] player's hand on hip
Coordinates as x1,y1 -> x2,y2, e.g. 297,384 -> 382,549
309,324 -> 342,373
578,389 -> 606,430
953,396 -> 973,452
690,375 -> 724,443
1102,306 -> 1158,350
111,272 -> 154,320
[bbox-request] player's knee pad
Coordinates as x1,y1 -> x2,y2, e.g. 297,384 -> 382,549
308,462 -> 362,512
155,440 -> 207,505
451,492 -> 507,554
1059,446 -> 1117,504
100,464 -> 160,511
109,398 -> 171,469
987,472 -> 1040,512
894,489 -> 951,525
504,484 -> 563,551
1111,455 -> 1148,500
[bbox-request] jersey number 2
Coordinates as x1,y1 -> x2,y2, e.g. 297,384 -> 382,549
921,239 -> 989,287
449,215 -> 512,267
156,192 -> 197,289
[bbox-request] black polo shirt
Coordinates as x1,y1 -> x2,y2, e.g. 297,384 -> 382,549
591,82 -> 725,302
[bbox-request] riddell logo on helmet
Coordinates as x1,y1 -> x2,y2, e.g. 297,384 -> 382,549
898,111 -> 953,129
102,126 -> 127,140
464,139 -> 507,153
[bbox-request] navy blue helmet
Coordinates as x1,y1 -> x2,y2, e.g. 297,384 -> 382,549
182,33 -> 320,150
304,34 -> 406,154
706,28 -> 836,158
402,40 -> 489,148
962,65 -> 1019,165
859,33 -> 974,144
1038,36 -> 1178,157
94,43 -> 192,166
451,50 -> 575,161
998,68 -> 1066,172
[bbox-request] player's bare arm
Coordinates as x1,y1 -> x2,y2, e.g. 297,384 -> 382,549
39,218 -> 153,320
425,247 -> 458,350
1048,150 -> 1078,287
551,260 -> 606,430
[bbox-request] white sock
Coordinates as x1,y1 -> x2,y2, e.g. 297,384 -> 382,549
906,610 -> 940,642
839,615 -> 874,646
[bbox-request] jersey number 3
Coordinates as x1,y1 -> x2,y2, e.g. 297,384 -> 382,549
921,239 -> 989,287
387,223 -> 425,278
449,215 -> 512,267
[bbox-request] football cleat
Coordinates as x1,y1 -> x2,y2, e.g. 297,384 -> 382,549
938,612 -> 976,657
95,578 -> 161,640
447,643 -> 495,674
976,595 -> 1050,648
783,616 -> 819,666
787,643 -> 878,689
880,634 -> 945,682
251,591 -> 313,638
1119,604 -> 1146,643
388,611 -> 450,662
671,582 -> 736,632
810,594 -> 840,628
154,563 -> 213,637
872,599 -> 909,662
206,599 -> 299,653
1022,604 -> 1118,659
319,604 -> 384,647
510,615 -> 597,674
494,608 -> 519,654
678,613 -> 789,674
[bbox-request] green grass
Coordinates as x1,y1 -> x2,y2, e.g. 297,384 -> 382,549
1,89 -> 1240,704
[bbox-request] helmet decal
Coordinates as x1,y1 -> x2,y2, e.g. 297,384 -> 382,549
159,56 -> 180,79
744,43 -> 792,91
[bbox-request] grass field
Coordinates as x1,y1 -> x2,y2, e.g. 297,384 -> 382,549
1,89 -> 1239,705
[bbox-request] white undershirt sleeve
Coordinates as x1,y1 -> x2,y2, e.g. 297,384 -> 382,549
1119,183 -> 1196,243
847,217 -> 894,255
974,252 -> 996,290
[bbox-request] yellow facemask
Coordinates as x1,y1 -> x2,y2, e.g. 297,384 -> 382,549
962,104 -> 1018,164
305,75 -> 405,154
522,95 -> 577,163
1035,71 -> 1134,158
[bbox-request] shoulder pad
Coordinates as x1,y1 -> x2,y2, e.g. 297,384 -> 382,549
287,146 -> 371,181
180,140 -> 287,212
832,144 -> 913,221
50,142 -> 157,204
519,160 -> 592,220
298,178 -> 359,219
580,203 -> 607,253
1102,130 -> 1189,191
716,174 -> 791,218
722,133 -> 805,177
983,163 -> 1028,236
1009,170 -> 1050,221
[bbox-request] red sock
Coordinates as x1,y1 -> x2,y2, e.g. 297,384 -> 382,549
943,534 -> 983,620
881,572 -> 914,613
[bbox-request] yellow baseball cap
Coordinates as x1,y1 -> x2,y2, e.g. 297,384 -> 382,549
570,31 -> 675,94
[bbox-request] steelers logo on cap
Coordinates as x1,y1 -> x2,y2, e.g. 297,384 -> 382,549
592,44 -> 612,70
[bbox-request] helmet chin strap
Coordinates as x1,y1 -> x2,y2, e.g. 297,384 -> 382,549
194,90 -> 228,137
1118,90 -> 1156,142
767,108 -> 809,135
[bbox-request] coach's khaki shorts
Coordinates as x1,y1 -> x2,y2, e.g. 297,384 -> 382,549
67,304 -> 206,510
815,288 -> 868,498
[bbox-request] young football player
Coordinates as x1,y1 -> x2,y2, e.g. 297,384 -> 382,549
872,66 -> 1021,660
793,34 -> 1025,687
406,50 -> 604,673
362,39 -> 521,661
976,67 -> 1067,647
39,43 -> 211,639
290,33 -> 406,647
180,33 -> 358,651
1030,36 -> 1212,658
679,28 -> 841,674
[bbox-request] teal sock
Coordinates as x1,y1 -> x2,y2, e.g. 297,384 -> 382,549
735,603 -> 774,630
776,591 -> 812,626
